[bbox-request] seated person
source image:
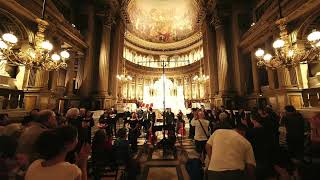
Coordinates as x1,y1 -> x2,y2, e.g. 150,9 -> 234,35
25,126 -> 91,180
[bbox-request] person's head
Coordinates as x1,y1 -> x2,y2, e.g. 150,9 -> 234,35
201,105 -> 205,110
284,105 -> 296,113
131,112 -> 137,119
36,126 -> 78,161
193,110 -> 199,119
37,110 -> 57,128
220,106 -> 225,111
117,128 -> 127,139
30,108 -> 40,117
93,129 -> 107,146
235,123 -> 247,136
66,108 -> 80,120
86,111 -> 93,118
257,107 -> 267,117
198,110 -> 205,119
250,114 -> 262,128
79,108 -> 86,117
219,112 -> 229,122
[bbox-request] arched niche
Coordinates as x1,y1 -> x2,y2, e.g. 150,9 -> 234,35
0,8 -> 30,90
0,8 -> 29,41
295,9 -> 320,77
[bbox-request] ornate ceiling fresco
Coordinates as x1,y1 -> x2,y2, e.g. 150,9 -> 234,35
126,0 -> 201,43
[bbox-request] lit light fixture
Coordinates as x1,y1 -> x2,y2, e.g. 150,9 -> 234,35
251,22 -> 256,27
117,57 -> 132,82
254,0 -> 320,69
193,56 -> 209,83
0,0 -> 70,71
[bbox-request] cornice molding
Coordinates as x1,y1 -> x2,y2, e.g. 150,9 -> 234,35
124,39 -> 203,56
125,59 -> 202,77
125,31 -> 203,51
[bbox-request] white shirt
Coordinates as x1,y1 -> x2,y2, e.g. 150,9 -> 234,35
191,119 -> 210,141
207,129 -> 256,171
25,159 -> 82,180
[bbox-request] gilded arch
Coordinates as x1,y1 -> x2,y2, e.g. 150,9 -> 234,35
0,8 -> 29,41
296,8 -> 320,41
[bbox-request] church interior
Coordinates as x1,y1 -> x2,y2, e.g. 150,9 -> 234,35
0,0 -> 320,179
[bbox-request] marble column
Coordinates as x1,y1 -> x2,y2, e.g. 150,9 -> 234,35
98,13 -> 113,97
108,19 -> 125,103
66,59 -> 75,96
251,51 -> 260,93
50,71 -> 58,91
211,14 -> 229,95
203,19 -> 219,98
277,67 -> 292,88
267,68 -> 276,90
231,10 -> 246,96
56,70 -> 67,92
34,70 -> 49,89
80,2 -> 95,97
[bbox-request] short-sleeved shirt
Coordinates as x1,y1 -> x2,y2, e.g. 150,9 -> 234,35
207,129 -> 256,171
191,119 -> 210,141
25,159 -> 81,180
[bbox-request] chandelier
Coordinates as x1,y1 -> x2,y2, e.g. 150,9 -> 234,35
117,58 -> 132,82
255,0 -> 320,69
0,0 -> 70,71
193,56 -> 209,83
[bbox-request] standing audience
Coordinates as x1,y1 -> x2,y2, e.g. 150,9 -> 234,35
282,105 -> 305,162
25,126 -> 91,180
206,124 -> 256,180
17,110 -> 57,163
191,110 -> 209,163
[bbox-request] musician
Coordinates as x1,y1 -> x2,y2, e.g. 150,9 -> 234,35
165,108 -> 175,131
110,107 -> 118,136
99,110 -> 112,136
176,110 -> 185,133
142,108 -> 155,142
128,112 -> 141,152
82,110 -> 94,144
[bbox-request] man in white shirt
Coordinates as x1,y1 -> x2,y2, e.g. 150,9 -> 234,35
191,110 -> 209,162
205,124 -> 256,180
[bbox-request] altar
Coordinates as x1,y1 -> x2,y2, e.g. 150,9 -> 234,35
142,75 -> 186,114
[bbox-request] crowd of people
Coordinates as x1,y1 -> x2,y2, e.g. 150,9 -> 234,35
0,103 -> 312,180
0,107 -> 141,180
188,105 -> 307,180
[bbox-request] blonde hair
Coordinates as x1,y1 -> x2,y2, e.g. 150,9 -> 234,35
66,108 -> 80,119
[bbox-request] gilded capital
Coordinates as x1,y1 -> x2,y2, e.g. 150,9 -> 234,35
103,12 -> 114,29
210,14 -> 223,28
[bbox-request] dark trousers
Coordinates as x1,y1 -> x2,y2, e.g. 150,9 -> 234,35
111,118 -> 117,136
207,170 -> 245,180
287,136 -> 304,160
